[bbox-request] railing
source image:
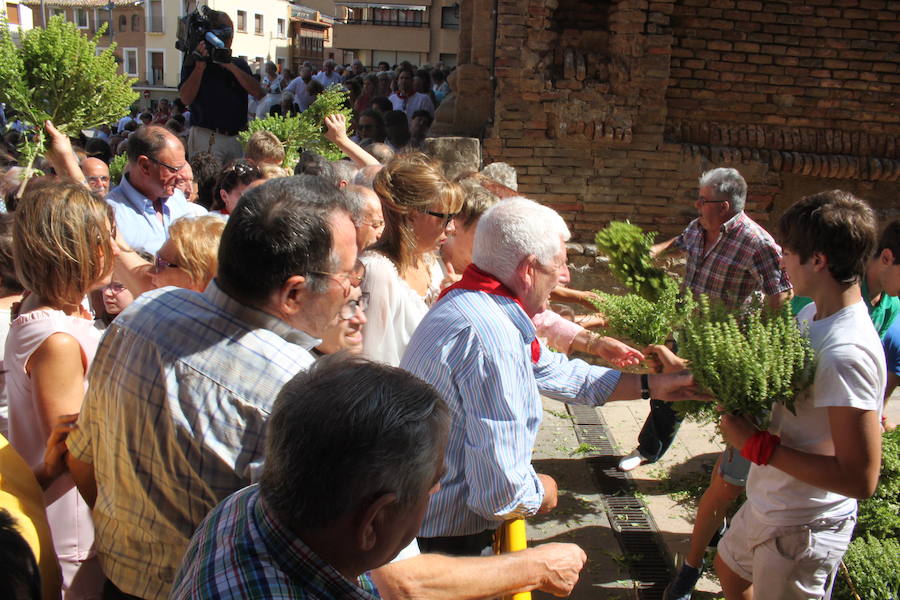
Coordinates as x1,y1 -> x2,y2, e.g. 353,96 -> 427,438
335,17 -> 429,28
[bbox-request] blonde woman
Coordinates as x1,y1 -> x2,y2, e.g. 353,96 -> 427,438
361,153 -> 462,365
5,179 -> 116,598
151,215 -> 226,292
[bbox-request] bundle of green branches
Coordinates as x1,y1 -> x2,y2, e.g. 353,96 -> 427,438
590,277 -> 685,348
834,534 -> 900,600
240,86 -> 353,167
855,427 -> 900,540
0,16 -> 137,195
595,221 -> 672,302
108,152 -> 128,186
674,295 -> 815,426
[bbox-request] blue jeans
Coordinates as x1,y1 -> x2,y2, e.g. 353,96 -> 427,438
636,399 -> 684,462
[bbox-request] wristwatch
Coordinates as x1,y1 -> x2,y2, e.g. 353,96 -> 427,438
640,373 -> 651,400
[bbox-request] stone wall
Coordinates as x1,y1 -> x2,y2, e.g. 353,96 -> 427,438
452,0 -> 900,242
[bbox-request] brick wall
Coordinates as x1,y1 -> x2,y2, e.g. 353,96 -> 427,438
469,0 -> 900,242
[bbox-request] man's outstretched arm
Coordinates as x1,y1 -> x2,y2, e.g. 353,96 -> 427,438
371,543 -> 587,600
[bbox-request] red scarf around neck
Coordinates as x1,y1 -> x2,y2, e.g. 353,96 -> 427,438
437,264 -> 540,363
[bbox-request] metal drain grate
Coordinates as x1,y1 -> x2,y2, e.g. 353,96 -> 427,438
567,404 -> 673,600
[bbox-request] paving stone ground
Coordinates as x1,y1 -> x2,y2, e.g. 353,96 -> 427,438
527,390 -> 900,599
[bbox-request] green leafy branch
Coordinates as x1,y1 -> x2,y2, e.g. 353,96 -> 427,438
595,221 -> 672,302
0,16 -> 137,194
239,86 -> 353,168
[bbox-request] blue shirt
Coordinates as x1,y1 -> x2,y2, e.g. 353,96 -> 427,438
172,485 -> 379,600
106,174 -> 206,254
401,288 -> 621,537
67,282 -> 319,599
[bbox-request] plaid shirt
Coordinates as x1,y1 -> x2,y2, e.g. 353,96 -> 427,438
171,485 -> 379,600
67,282 -> 319,600
673,212 -> 791,309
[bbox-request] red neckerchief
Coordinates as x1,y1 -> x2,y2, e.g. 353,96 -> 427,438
437,264 -> 540,363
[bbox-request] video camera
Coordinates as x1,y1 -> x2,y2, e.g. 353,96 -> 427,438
176,6 -> 233,65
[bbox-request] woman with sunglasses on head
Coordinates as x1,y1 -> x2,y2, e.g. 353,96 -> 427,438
4,178 -> 118,598
211,159 -> 262,217
360,153 -> 463,366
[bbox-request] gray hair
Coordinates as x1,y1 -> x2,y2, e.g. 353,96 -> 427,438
472,196 -> 570,283
260,354 -> 449,530
331,159 -> 358,186
698,167 -> 746,213
352,164 -> 382,188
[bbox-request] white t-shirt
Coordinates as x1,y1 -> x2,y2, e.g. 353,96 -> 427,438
359,251 -> 442,367
746,300 -> 885,526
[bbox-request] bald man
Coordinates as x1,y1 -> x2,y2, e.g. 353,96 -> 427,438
350,184 -> 384,251
81,157 -> 111,201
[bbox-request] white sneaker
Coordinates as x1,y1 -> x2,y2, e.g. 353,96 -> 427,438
617,449 -> 647,472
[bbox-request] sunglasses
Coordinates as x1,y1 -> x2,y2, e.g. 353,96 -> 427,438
423,209 -> 458,227
154,254 -> 180,272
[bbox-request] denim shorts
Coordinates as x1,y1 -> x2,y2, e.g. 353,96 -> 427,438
719,446 -> 751,487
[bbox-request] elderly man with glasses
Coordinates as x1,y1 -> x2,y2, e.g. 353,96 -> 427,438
105,125 -> 206,255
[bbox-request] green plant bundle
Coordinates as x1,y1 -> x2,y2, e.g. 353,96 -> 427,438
239,86 -> 353,167
855,427 -> 900,540
834,534 -> 900,600
108,152 -> 127,186
674,296 -> 815,426
0,16 -> 137,184
595,221 -> 672,302
590,277 -> 685,347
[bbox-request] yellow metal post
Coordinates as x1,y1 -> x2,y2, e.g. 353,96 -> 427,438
497,519 -> 531,600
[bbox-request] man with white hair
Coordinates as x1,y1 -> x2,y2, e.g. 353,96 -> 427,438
314,59 -> 343,88
401,197 -> 701,555
350,184 -> 384,251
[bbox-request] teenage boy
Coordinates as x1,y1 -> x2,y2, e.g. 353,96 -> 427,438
716,190 -> 885,599
863,220 -> 900,429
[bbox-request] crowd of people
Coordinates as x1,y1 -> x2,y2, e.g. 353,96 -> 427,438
0,9 -> 898,600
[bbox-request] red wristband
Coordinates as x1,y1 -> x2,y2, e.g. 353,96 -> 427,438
740,431 -> 781,465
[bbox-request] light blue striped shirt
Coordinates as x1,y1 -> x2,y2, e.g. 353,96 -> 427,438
106,174 -> 206,255
67,281 -> 318,599
401,288 -> 621,537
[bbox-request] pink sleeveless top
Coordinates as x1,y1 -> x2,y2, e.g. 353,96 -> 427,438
5,309 -> 103,597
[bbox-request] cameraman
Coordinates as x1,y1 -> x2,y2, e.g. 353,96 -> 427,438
179,10 -> 262,163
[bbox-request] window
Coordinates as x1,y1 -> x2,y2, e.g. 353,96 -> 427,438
119,15 -> 127,31
51,7 -> 65,19
131,14 -> 141,31
148,0 -> 162,33
372,7 -> 424,27
254,13 -> 263,35
148,50 -> 164,85
276,18 -> 285,38
441,6 -> 459,29
97,9 -> 112,34
236,10 -> 246,32
124,48 -> 139,76
276,57 -> 285,71
5,3 -> 20,25
75,7 -> 88,28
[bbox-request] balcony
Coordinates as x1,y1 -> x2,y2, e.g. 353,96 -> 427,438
333,18 -> 430,52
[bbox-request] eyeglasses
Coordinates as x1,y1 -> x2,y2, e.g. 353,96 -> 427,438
338,292 -> 369,320
423,209 -> 458,227
363,218 -> 385,229
87,175 -> 110,184
154,254 -> 180,272
145,155 -> 186,174
105,281 -> 127,294
310,259 -> 366,297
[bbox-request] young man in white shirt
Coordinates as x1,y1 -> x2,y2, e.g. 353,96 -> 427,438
716,190 -> 885,599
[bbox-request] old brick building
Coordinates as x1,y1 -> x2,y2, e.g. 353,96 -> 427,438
438,0 -> 900,241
